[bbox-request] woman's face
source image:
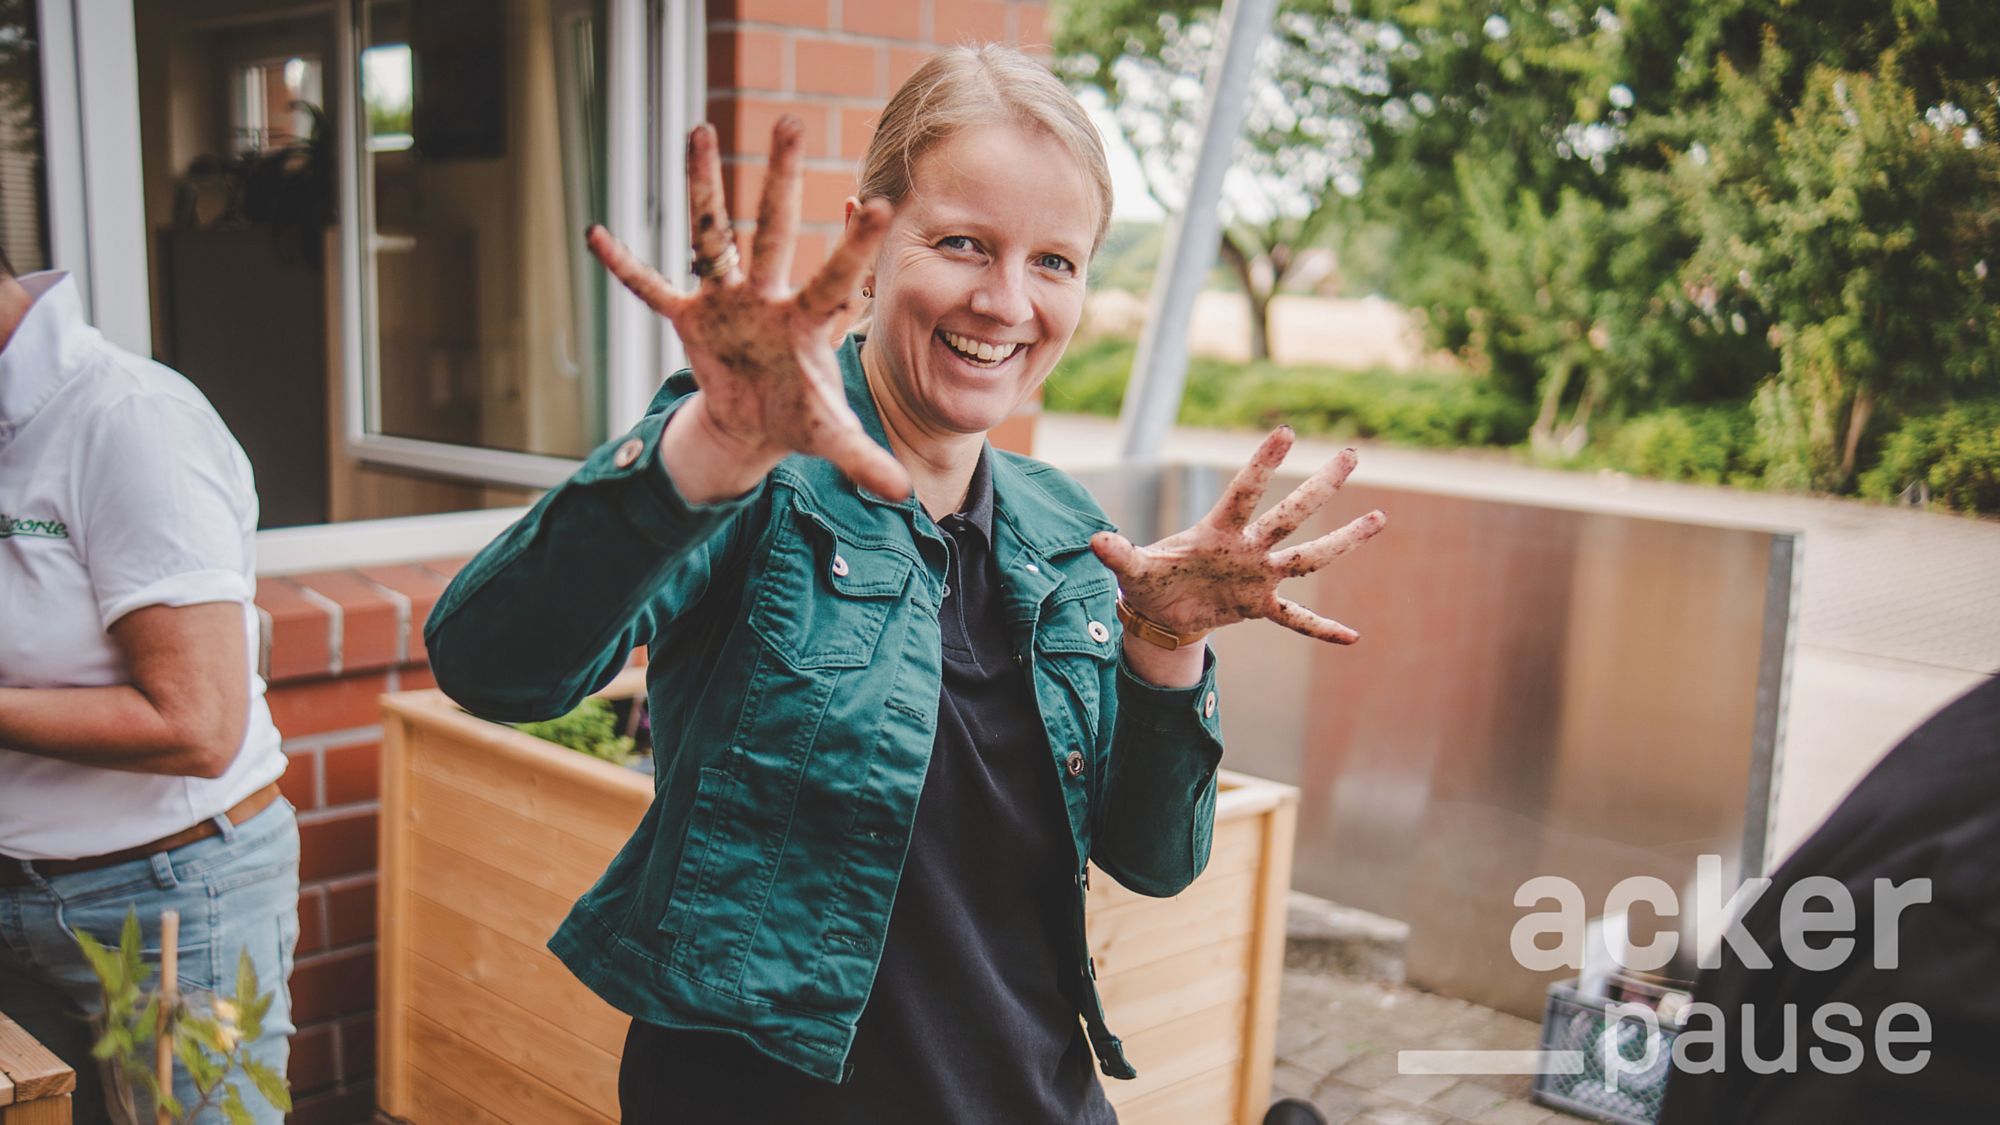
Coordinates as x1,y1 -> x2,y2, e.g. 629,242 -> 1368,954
860,121 -> 1099,442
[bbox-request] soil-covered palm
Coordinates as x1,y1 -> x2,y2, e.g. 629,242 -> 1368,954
1090,428 -> 1387,645
586,116 -> 910,500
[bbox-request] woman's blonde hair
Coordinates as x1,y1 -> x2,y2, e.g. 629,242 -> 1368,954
858,44 -> 1114,258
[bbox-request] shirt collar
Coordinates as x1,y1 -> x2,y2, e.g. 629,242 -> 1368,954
0,273 -> 93,439
943,445 -> 996,547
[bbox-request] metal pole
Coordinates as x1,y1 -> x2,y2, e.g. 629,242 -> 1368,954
1116,0 -> 1281,460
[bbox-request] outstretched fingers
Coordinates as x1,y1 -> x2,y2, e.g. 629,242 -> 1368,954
813,421 -> 912,501
588,225 -> 687,320
1269,509 -> 1388,579
1266,596 -> 1361,645
685,124 -> 739,283
1246,447 -> 1359,548
748,117 -> 805,294
1203,426 -> 1294,532
1088,531 -> 1148,583
798,198 -> 892,323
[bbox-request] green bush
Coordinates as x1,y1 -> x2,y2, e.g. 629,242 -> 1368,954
514,698 -> 637,766
1858,402 -> 2000,514
1043,337 -> 1528,448
1599,405 -> 1767,486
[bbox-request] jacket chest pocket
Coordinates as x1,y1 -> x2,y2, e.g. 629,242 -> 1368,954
747,506 -> 917,670
1035,579 -> 1119,744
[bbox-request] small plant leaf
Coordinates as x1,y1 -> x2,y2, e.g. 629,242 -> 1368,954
223,1083 -> 257,1125
241,1058 -> 293,1112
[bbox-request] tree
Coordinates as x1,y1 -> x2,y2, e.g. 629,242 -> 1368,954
1055,0 -> 1384,360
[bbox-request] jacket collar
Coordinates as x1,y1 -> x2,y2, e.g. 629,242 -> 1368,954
0,273 -> 93,443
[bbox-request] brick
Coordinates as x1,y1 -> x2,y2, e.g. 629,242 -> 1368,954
714,96 -> 836,161
398,664 -> 438,692
842,1 -> 921,40
280,748 -> 320,810
326,878 -> 379,947
839,104 -> 879,161
735,0 -> 829,28
356,563 -> 449,664
342,1015 -> 377,1080
1015,1 -> 1049,48
416,555 -> 472,581
287,1022 -> 338,1096
802,167 -> 857,223
289,569 -> 403,671
794,37 -> 880,97
322,741 -> 382,807
989,411 -> 1038,455
888,46 -> 932,90
298,810 -> 378,882
709,27 -> 787,92
296,886 -> 328,956
933,0 -> 1008,43
286,1082 -> 375,1125
268,672 -> 392,739
289,948 -> 376,1024
255,578 -> 333,682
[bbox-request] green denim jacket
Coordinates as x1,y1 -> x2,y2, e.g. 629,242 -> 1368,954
424,337 -> 1226,1083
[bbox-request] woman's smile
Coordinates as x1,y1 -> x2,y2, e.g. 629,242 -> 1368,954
936,328 -> 1027,367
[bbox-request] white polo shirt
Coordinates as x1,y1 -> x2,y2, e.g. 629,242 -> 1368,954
0,272 -> 284,860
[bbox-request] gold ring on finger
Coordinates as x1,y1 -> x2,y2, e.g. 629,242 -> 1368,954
690,240 -> 740,280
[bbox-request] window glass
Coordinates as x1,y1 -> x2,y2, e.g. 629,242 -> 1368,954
0,0 -> 52,273
362,0 -> 610,460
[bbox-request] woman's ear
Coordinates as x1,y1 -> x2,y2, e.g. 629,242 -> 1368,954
841,196 -> 877,294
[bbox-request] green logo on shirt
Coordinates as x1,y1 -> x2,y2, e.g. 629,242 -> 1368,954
0,512 -> 69,539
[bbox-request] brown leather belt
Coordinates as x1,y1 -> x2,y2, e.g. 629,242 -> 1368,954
0,782 -> 285,888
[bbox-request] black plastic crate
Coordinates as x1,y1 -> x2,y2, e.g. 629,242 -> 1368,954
1532,975 -> 1688,1125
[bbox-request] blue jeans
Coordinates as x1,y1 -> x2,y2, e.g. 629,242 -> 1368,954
0,799 -> 299,1125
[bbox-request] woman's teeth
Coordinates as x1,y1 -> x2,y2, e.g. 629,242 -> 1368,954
941,330 -> 1022,365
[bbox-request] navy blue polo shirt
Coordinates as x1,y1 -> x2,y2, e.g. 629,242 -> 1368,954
621,449 -> 1116,1123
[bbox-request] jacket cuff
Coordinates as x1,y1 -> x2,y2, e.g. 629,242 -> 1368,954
575,398 -> 767,548
1115,646 -> 1224,748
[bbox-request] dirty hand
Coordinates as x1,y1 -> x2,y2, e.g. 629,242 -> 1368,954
586,117 -> 911,500
1089,427 -> 1387,645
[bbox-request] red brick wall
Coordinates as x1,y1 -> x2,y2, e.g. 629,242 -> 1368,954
258,9 -> 1055,1122
254,561 -> 459,1125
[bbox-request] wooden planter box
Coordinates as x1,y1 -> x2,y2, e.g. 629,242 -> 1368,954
0,1012 -> 75,1125
378,673 -> 1297,1124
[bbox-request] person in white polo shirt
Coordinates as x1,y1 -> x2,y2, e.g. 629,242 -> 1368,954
0,249 -> 297,1125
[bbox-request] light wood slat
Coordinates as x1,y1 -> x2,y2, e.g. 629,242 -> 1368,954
405,894 -> 629,1055
1238,794 -> 1298,1125
1095,934 -> 1254,1036
1,1098 -> 72,1125
379,714 -> 417,1116
0,1014 -> 73,1103
406,729 -> 650,856
407,955 -> 619,1118
1085,812 -> 1263,914
404,1065 -> 513,1125
1108,1000 -> 1248,1105
406,769 -> 623,901
404,1008 -> 611,1125
405,831 -> 579,950
1088,869 -> 1259,977
1112,1059 -> 1240,1125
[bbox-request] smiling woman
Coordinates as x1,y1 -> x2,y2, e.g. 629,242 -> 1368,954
422,43 -> 1386,1122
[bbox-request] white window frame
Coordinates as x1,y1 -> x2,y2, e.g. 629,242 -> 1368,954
336,0 -> 701,490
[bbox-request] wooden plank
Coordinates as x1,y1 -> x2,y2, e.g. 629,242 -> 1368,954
407,955 -> 620,1119
407,730 -> 649,855
405,1066 -> 513,1125
405,894 -> 629,1055
0,1014 -> 74,1104
378,714 -> 416,1118
1236,795 -> 1298,1125
1088,869 -> 1259,977
406,769 -> 623,901
405,832 -> 580,951
2,1098 -> 72,1125
1095,934 -> 1253,1036
404,1008 -> 611,1125
1113,1059 -> 1239,1125
383,692 -> 651,806
1107,1000 -> 1248,1105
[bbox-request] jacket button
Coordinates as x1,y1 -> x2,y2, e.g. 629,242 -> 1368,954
1086,620 -> 1110,643
1065,751 -> 1085,777
1203,691 -> 1217,718
830,554 -> 849,577
612,438 -> 644,468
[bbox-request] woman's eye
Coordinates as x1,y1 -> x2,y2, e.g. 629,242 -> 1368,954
938,235 -> 976,252
1036,253 -> 1076,275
